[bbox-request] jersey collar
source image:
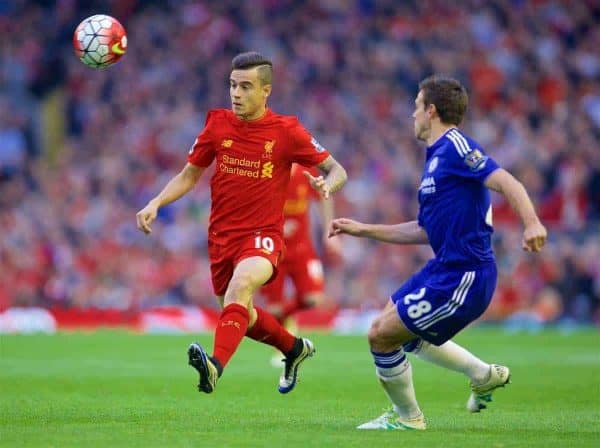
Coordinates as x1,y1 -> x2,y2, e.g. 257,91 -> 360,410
426,127 -> 459,158
231,108 -> 273,127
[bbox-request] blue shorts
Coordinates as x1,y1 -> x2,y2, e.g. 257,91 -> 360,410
391,259 -> 497,345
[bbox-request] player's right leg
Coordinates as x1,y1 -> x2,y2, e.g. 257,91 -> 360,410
187,239 -> 232,394
188,253 -> 273,394
187,294 -> 225,393
188,341 -> 220,393
357,301 -> 426,430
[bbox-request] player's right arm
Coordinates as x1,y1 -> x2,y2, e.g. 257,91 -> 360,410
136,163 -> 205,234
329,218 -> 429,245
137,110 -> 216,234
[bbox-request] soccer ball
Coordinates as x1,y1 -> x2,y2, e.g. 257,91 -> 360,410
73,15 -> 127,69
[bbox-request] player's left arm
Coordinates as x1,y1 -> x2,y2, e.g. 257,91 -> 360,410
304,155 -> 347,200
484,168 -> 547,252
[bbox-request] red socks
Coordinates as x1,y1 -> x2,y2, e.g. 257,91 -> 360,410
212,303 -> 249,368
213,304 -> 297,368
246,306 -> 296,354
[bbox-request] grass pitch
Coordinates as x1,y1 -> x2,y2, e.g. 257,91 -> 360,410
1,327 -> 599,447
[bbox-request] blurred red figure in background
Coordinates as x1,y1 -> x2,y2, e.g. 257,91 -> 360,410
261,164 -> 342,325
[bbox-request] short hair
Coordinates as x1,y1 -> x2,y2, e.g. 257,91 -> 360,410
231,51 -> 273,86
418,75 -> 468,126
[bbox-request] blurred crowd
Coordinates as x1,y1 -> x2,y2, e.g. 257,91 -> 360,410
1,0 -> 599,325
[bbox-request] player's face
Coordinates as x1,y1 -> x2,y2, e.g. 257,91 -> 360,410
230,68 -> 271,121
413,90 -> 432,142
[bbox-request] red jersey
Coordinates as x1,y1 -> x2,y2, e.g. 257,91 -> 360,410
282,164 -> 321,257
188,109 -> 330,239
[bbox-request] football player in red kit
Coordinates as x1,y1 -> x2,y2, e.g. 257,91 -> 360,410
136,52 -> 347,395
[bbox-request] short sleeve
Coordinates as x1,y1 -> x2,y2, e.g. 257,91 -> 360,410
288,121 -> 330,167
187,111 -> 217,167
445,143 -> 500,183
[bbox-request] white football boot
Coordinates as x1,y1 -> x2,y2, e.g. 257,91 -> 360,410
357,408 -> 426,430
467,364 -> 511,412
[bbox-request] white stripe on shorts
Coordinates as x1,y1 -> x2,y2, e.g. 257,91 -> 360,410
419,272 -> 475,330
414,271 -> 475,330
413,271 -> 472,326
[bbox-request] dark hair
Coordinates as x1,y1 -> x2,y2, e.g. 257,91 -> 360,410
418,75 -> 468,125
231,51 -> 273,85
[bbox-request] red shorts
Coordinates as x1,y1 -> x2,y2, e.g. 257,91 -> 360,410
208,231 -> 284,296
261,251 -> 324,306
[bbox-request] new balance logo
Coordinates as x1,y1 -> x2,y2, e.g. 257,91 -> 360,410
221,320 -> 241,329
221,139 -> 233,148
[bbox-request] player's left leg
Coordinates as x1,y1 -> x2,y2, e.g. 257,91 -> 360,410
357,301 -> 426,430
266,255 -> 328,364
266,257 -> 327,365
258,267 -> 294,367
245,295 -> 315,393
405,338 -> 490,384
260,263 -> 287,321
404,339 -> 510,412
231,254 -> 314,394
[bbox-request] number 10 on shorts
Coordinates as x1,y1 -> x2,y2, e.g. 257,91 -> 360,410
255,236 -> 274,252
404,287 -> 432,319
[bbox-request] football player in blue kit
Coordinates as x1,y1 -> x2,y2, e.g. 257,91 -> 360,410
330,75 -> 547,430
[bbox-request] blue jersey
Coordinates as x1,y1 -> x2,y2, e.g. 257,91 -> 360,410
417,128 -> 500,267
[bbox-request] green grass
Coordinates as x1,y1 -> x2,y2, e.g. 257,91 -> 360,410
1,328 -> 599,447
